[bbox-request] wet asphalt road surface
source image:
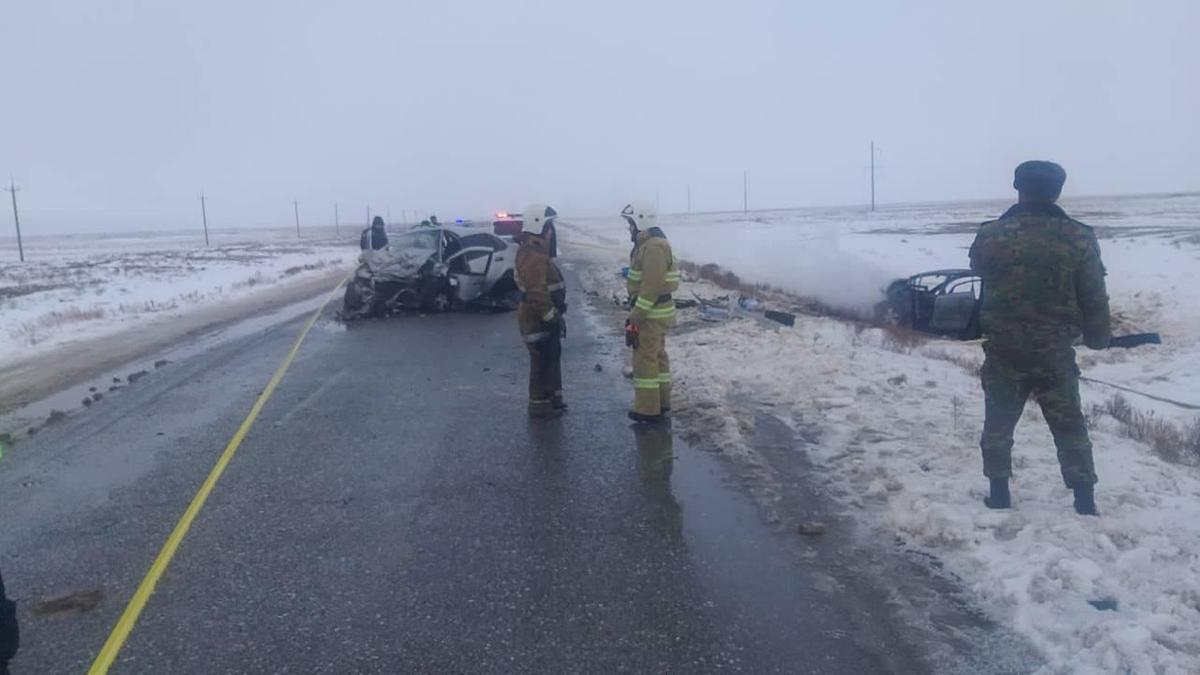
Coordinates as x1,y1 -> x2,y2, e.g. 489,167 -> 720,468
0,276 -> 990,673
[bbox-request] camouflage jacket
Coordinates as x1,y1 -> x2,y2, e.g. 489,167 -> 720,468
969,202 -> 1111,350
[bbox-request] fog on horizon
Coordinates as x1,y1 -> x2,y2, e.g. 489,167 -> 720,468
1,0 -> 1197,235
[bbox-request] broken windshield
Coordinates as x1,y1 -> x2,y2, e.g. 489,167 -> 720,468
390,228 -> 441,254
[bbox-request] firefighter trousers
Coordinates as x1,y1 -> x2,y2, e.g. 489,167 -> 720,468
527,332 -> 563,407
632,318 -> 671,416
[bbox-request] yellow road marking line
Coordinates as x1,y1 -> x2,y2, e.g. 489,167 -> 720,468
88,278 -> 347,674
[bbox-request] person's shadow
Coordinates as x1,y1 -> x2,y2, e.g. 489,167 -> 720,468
632,424 -> 683,543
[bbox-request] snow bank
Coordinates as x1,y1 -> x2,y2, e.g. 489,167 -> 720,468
672,315 -> 1200,673
0,228 -> 353,370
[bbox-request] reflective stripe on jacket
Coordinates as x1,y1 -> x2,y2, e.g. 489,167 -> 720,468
629,229 -> 679,321
515,234 -> 566,341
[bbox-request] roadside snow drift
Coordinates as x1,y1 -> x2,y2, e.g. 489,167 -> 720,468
0,228 -> 351,370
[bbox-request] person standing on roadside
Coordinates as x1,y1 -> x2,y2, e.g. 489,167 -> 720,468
969,161 -> 1111,515
360,216 -> 389,251
623,200 -> 679,424
515,204 -> 568,418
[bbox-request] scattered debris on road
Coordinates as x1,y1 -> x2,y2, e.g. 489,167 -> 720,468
797,522 -> 827,536
764,310 -> 795,326
30,590 -> 104,617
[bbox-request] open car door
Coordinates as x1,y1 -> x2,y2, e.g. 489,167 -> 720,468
446,233 -> 506,303
928,277 -> 981,338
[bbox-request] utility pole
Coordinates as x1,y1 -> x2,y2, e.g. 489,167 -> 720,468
742,170 -> 748,215
366,205 -> 371,226
4,177 -> 24,262
200,192 -> 210,247
294,200 -> 301,239
334,202 -> 340,236
870,140 -> 876,211
687,184 -> 692,214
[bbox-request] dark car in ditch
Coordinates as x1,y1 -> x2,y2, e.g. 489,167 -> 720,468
875,269 -> 982,339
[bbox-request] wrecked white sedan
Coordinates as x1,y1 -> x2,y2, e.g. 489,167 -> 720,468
343,226 -> 519,318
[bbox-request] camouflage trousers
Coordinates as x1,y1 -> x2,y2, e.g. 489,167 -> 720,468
979,342 -> 1097,486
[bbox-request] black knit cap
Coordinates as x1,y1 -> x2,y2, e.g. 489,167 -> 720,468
1013,160 -> 1067,200
372,216 -> 385,227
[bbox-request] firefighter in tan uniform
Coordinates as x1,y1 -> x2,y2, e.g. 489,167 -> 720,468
515,204 -> 568,418
622,201 -> 679,423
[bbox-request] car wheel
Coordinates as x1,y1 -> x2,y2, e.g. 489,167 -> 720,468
343,282 -> 364,315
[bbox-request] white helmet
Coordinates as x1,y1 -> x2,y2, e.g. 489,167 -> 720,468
620,200 -> 656,233
522,203 -> 558,235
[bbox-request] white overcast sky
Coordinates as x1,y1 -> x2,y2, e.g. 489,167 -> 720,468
1,0 -> 1197,233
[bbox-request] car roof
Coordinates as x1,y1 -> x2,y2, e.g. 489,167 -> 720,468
443,225 -> 498,237
405,224 -> 494,237
912,268 -> 976,277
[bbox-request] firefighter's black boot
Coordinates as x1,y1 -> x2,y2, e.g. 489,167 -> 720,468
1073,483 -> 1098,516
984,478 -> 1011,510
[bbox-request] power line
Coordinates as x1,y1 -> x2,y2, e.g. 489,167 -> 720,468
3,177 -> 24,262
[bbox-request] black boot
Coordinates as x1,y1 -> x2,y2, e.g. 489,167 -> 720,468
528,400 -> 562,419
628,411 -> 665,424
1072,483 -> 1098,516
984,478 -> 1011,509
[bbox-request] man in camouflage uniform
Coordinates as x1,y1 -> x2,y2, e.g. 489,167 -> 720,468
969,161 -> 1111,515
515,204 -> 568,418
623,201 -> 680,424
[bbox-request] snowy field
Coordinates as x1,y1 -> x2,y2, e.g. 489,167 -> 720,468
562,193 -> 1200,674
0,228 -> 354,372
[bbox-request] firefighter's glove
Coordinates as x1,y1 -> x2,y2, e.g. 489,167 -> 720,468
624,318 -> 640,349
